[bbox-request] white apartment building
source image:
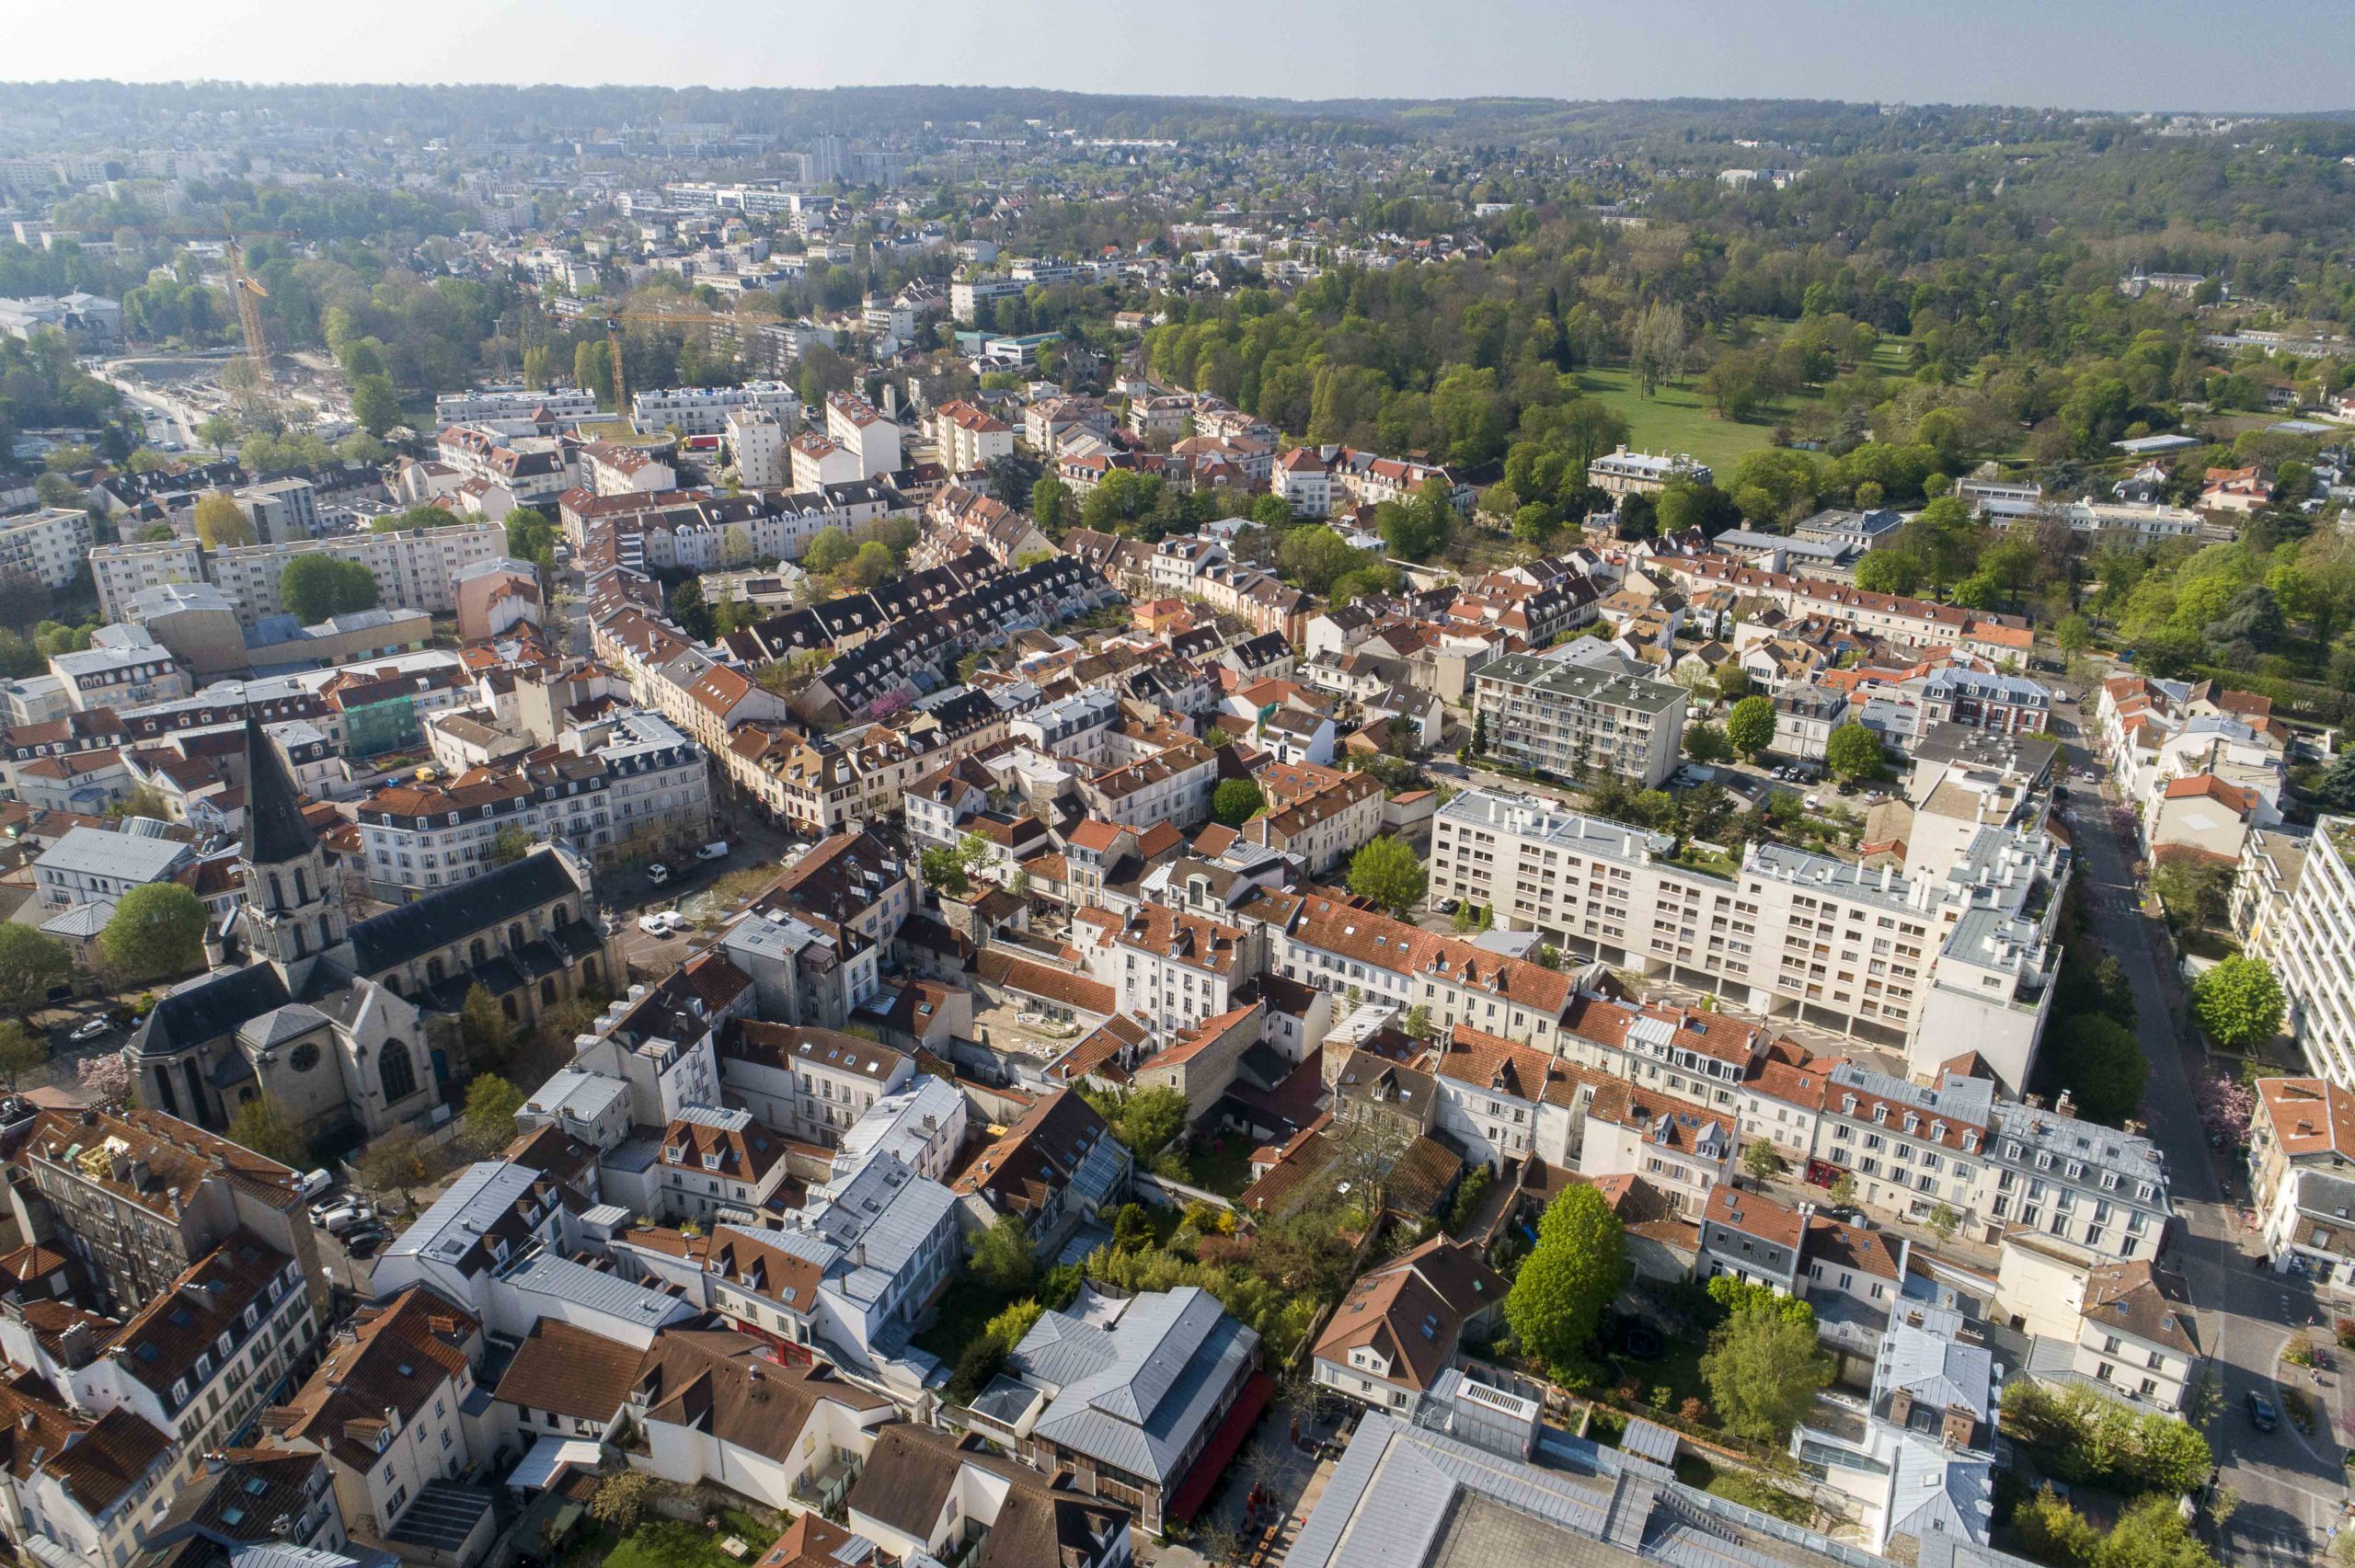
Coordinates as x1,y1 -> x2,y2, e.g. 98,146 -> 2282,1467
0,506 -> 94,589
435,385 -> 600,423
950,274 -> 1026,323
631,381 -> 801,437
1470,651 -> 1687,787
727,406 -> 787,488
931,399 -> 1015,471
91,523 -> 509,629
357,709 -> 709,895
1430,789 -> 2066,1091
790,430 -> 864,491
824,391 -> 902,476
2254,818 -> 2355,1089
236,477 -> 323,544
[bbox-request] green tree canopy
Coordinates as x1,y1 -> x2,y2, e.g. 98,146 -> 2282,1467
1348,835 -> 1428,917
227,1093 -> 311,1167
2190,955 -> 2284,1050
1702,1300 -> 1832,1440
0,1019 -> 49,1093
1724,694 -> 1777,760
192,492 -> 255,548
350,372 -> 402,436
463,1073 -> 524,1149
280,555 -> 378,622
970,1211 -> 1038,1295
1503,1183 -> 1628,1376
1822,723 -> 1885,782
1211,778 -> 1265,828
2040,1013 -> 2149,1127
99,882 -> 207,979
0,925 -> 72,1014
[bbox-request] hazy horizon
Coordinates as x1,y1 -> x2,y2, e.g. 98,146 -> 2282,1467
6,0 -> 2352,118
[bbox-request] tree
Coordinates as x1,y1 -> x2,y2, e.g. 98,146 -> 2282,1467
280,555 -> 377,622
0,569 -> 49,632
2191,956 -> 2284,1051
1211,779 -> 1265,829
2041,1013 -> 2149,1127
350,373 -> 402,437
196,413 -> 238,456
1725,694 -> 1777,760
99,883 -> 206,979
1682,723 -> 1731,764
1115,1085 -> 1190,1159
77,1052 -> 131,1107
1715,666 -> 1752,703
587,1471 -> 658,1533
226,1093 -> 310,1166
1032,475 -> 1069,532
1822,723 -> 1885,783
0,925 -> 72,1014
355,1124 -> 431,1209
2150,855 -> 2234,932
1741,1141 -> 1786,1180
0,1020 -> 48,1093
1701,1301 -> 1831,1442
1827,1172 -> 1857,1207
2311,751 -> 2355,813
970,1211 -> 1038,1294
2055,614 -> 2094,655
484,823 -> 533,868
192,492 -> 255,548
667,578 -> 712,640
463,1074 -> 524,1149
919,846 -> 971,898
1705,1275 -> 1814,1329
1503,1184 -> 1628,1375
847,540 -> 895,587
1348,835 -> 1428,917
1630,302 -> 1688,397
459,983 -> 511,1059
804,527 -> 854,574
1926,1202 -> 1962,1241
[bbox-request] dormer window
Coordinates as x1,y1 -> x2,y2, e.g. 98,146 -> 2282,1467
702,1153 -> 721,1171
1872,1105 -> 1889,1125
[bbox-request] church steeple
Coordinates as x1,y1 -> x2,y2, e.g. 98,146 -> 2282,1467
246,712 -> 319,863
240,714 -> 343,990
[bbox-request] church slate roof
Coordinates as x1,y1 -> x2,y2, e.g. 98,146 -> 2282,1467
245,714 -> 319,864
132,964 -> 293,1059
345,850 -> 582,979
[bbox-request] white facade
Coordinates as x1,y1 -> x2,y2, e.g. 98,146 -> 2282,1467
631,381 -> 801,438
727,407 -> 788,489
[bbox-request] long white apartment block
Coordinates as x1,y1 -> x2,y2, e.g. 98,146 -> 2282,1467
630,381 -> 803,438
91,522 -> 509,628
1430,787 -> 2067,1093
2252,816 -> 2355,1089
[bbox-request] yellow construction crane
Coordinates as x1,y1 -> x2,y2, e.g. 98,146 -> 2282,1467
601,308 -> 765,414
225,228 -> 272,370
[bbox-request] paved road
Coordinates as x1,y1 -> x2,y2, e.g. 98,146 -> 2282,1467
2056,695 -> 2347,1564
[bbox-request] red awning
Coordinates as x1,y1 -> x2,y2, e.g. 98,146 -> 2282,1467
1166,1370 -> 1277,1524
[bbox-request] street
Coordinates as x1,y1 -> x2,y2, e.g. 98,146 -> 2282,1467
2052,692 -> 2349,1565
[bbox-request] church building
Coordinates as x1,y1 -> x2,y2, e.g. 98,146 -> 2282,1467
125,716 -> 625,1144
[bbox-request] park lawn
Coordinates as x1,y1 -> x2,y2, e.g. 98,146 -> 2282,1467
1574,364 -> 1795,473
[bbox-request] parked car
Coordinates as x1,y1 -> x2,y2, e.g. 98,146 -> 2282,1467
344,1225 -> 393,1258
695,840 -> 729,862
2247,1392 -> 2280,1431
294,1168 -> 334,1201
67,1016 -> 111,1044
317,1203 -> 373,1236
646,863 -> 672,886
638,910 -> 684,938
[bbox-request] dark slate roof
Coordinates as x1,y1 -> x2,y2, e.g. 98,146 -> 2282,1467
245,714 -> 318,864
346,850 -> 579,978
132,964 -> 292,1059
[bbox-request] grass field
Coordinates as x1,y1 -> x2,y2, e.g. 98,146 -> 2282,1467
1574,365 -> 1797,473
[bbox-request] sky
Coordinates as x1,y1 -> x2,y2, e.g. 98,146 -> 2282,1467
6,0 -> 2352,115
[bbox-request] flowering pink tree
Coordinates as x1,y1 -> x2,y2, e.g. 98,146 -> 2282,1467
2195,1074 -> 2255,1145
861,689 -> 913,721
76,1052 -> 131,1107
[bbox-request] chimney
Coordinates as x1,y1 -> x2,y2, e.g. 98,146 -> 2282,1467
1887,1387 -> 1914,1428
2054,1089 -> 2075,1120
1941,1404 -> 1976,1448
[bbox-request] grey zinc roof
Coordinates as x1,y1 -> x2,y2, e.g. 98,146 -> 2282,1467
1475,649 -> 1685,715
1877,1322 -> 1993,1423
385,1161 -> 545,1270
36,825 -> 190,884
497,1246 -> 696,1328
1010,1286 -> 1260,1484
801,1154 -> 953,1308
238,1002 -> 333,1049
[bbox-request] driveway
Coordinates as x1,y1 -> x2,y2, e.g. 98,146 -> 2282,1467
2056,696 -> 2348,1563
